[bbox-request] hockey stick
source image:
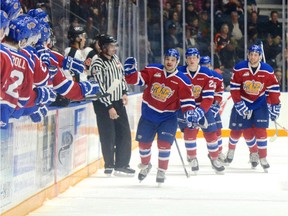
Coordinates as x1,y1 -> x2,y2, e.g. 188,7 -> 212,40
177,116 -> 208,129
275,121 -> 288,133
174,138 -> 190,178
83,79 -> 121,101
269,121 -> 278,142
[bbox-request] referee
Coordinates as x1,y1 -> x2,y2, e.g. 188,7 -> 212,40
89,34 -> 135,176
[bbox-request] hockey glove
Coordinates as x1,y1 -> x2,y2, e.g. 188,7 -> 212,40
30,106 -> 48,123
124,57 -> 137,75
78,81 -> 99,97
36,45 -> 51,67
34,86 -> 57,106
268,104 -> 281,121
184,110 -> 196,128
211,103 -> 220,118
0,103 -> 14,129
235,101 -> 251,118
48,66 -> 58,79
63,56 -> 85,75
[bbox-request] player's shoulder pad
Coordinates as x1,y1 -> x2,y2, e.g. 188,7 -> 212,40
177,65 -> 186,73
260,62 -> 274,73
211,70 -> 223,79
175,70 -> 191,84
199,65 -> 213,77
234,60 -> 248,71
146,63 -> 163,70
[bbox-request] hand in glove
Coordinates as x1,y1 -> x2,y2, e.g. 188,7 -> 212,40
34,86 -> 57,106
210,103 -> 220,118
184,107 -> 205,129
63,56 -> 85,75
124,57 -> 137,75
30,106 -> 48,123
235,101 -> 251,118
268,104 -> 281,121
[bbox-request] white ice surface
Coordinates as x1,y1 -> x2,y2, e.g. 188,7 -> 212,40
28,137 -> 288,216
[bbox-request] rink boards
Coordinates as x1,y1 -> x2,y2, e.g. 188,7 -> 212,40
0,92 -> 287,216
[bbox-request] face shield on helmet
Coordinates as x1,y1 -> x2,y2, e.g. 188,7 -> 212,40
0,10 -> 10,41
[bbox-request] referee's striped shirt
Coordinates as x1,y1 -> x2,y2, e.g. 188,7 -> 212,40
90,54 -> 129,108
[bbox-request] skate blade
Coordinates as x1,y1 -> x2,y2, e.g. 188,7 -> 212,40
190,171 -> 198,176
263,168 -> 269,173
113,171 -> 135,177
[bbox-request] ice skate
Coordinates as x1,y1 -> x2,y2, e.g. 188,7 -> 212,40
218,152 -> 226,164
208,154 -> 225,174
260,158 -> 270,173
138,163 -> 152,182
114,166 -> 135,177
224,149 -> 235,164
188,157 -> 199,175
156,169 -> 166,186
104,168 -> 113,176
249,152 -> 259,169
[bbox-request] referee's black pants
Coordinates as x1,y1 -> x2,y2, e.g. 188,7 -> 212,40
93,100 -> 132,169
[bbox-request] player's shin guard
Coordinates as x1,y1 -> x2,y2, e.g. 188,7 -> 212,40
157,140 -> 171,170
204,132 -> 219,160
228,129 -> 243,150
139,142 -> 152,165
184,128 -> 198,159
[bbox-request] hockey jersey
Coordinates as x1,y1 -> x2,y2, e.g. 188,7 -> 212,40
21,45 -> 49,87
125,64 -> 195,123
230,60 -> 280,109
0,44 -> 18,108
212,70 -> 224,104
2,43 -> 34,109
178,65 -> 214,112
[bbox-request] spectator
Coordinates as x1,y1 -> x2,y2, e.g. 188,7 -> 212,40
265,10 -> 282,39
214,23 -> 236,69
164,11 -> 182,36
185,2 -> 198,24
263,33 -> 282,69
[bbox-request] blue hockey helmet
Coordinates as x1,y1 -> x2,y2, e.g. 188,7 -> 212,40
37,22 -> 51,44
185,48 -> 200,58
200,56 -> 211,65
248,44 -> 262,55
27,8 -> 49,24
0,0 -> 22,19
7,15 -> 35,42
165,48 -> 180,61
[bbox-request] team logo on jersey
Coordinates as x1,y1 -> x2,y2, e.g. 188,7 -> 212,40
243,80 -> 263,95
243,72 -> 250,77
154,73 -> 161,78
192,85 -> 202,99
150,82 -> 174,102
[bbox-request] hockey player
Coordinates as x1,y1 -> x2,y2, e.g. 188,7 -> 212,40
124,49 -> 196,184
229,44 -> 281,172
199,56 -> 225,162
0,10 -> 15,128
178,48 -> 225,174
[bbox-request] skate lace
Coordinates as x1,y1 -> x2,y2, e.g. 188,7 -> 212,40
250,152 -> 259,163
138,163 -> 151,175
227,149 -> 235,159
212,159 -> 223,168
156,170 -> 165,179
189,158 -> 198,168
218,152 -> 226,161
260,158 -> 268,165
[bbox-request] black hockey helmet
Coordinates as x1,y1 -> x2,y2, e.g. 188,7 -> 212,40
98,34 -> 117,49
67,25 -> 85,42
